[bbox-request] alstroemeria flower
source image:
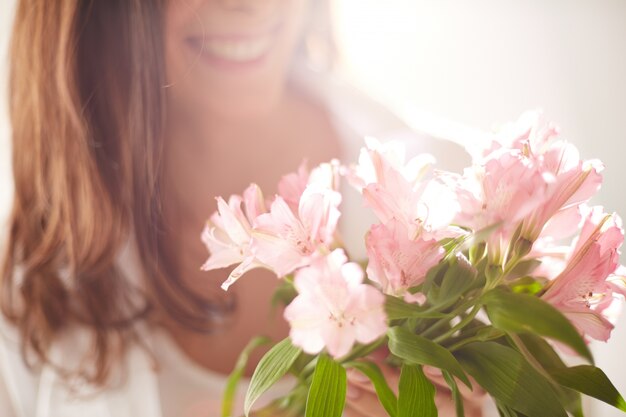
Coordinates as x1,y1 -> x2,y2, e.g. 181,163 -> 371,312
284,249 -> 387,358
201,184 -> 268,290
455,151 -> 548,232
481,110 -> 559,159
521,141 -> 603,242
541,207 -> 626,342
278,159 -> 341,213
450,149 -> 549,260
480,112 -> 603,245
349,137 -> 459,240
366,219 -> 444,299
251,185 -> 342,277
277,160 -> 309,212
349,137 -> 435,191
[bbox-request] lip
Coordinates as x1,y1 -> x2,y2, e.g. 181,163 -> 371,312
185,23 -> 283,71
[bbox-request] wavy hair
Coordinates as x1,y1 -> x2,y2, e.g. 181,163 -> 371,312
1,0 -> 334,386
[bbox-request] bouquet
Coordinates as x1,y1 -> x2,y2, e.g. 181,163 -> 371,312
202,111 -> 626,417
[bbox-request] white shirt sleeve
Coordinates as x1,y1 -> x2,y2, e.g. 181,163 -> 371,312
0,369 -> 19,417
0,327 -> 23,417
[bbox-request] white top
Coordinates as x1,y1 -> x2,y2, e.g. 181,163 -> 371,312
0,64 -> 473,417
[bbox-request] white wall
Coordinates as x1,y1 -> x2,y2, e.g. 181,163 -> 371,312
333,1 -> 626,416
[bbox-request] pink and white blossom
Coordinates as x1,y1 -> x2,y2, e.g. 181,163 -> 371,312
478,112 -> 603,245
541,207 -> 626,341
350,137 -> 459,240
365,219 -> 444,299
284,250 -> 387,358
481,110 -> 559,159
277,160 -> 310,212
278,159 -> 341,213
349,137 -> 435,192
521,141 -> 603,242
201,184 -> 268,291
454,151 -> 548,232
451,150 -> 549,259
251,185 -> 342,277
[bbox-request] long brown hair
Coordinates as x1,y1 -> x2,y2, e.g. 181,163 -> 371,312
3,0 -> 174,386
1,0 -> 335,387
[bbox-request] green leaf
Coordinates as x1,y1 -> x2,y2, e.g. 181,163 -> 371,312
514,333 -> 566,370
433,254 -> 477,308
548,365 -> 626,412
222,336 -> 271,417
397,365 -> 437,417
456,342 -> 567,417
345,361 -> 398,417
244,338 -> 302,416
388,327 -> 471,388
421,262 -> 448,299
305,355 -> 347,417
497,403 -> 528,417
483,288 -> 593,363
513,334 -> 583,417
443,370 -> 465,417
385,295 -> 448,320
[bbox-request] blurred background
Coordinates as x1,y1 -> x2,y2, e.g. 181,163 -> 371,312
1,0 -> 625,415
331,3 -> 626,413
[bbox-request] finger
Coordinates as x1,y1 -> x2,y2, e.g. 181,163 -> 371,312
424,366 -> 486,401
345,385 -> 389,417
346,366 -> 400,394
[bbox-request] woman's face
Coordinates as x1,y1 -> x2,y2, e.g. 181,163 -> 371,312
165,0 -> 309,122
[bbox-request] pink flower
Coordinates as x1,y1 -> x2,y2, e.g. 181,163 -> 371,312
365,219 -> 444,298
251,185 -> 342,277
479,112 -> 603,245
201,184 -> 268,291
277,160 -> 309,212
349,137 -> 435,192
278,159 -> 341,213
450,150 -> 549,260
456,151 -> 548,231
284,250 -> 387,358
482,110 -> 559,159
541,207 -> 626,342
521,141 -> 603,242
350,137 -> 458,240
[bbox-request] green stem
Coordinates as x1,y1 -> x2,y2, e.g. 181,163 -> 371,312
420,297 -> 475,339
502,255 -> 521,278
446,328 -> 505,352
433,304 -> 483,344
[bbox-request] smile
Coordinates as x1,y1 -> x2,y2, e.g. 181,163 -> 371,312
185,23 -> 281,68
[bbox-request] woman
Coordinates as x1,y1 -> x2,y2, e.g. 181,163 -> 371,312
0,1 -> 480,416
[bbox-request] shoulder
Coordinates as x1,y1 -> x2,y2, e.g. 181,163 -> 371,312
291,64 -> 476,172
0,317 -> 163,417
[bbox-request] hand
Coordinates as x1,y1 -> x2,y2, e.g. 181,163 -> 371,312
344,352 -> 485,417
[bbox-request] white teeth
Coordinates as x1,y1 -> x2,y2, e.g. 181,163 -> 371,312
205,36 -> 271,62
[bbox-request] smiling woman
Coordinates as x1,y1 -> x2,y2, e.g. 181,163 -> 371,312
0,1 -> 477,416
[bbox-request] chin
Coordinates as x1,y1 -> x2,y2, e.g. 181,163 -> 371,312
206,85 -> 285,122
167,42 -> 295,122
